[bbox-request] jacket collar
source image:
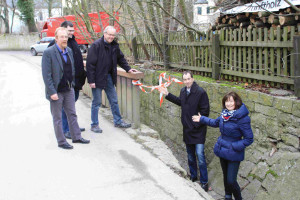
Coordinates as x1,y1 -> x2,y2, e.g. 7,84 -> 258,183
185,81 -> 198,94
54,44 -> 63,70
222,103 -> 249,120
234,103 -> 249,119
69,35 -> 75,41
100,36 -> 118,47
53,44 -> 73,70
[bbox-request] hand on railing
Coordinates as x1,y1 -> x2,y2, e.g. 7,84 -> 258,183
128,69 -> 139,73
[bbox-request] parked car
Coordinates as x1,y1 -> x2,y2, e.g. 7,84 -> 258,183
30,37 -> 55,56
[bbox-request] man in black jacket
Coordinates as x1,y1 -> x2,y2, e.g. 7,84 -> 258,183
86,26 -> 138,133
48,21 -> 86,139
158,71 -> 210,192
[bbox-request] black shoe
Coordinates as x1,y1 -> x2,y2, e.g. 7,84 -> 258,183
190,177 -> 197,182
80,127 -> 85,132
114,121 -> 131,128
72,138 -> 90,144
64,132 -> 71,139
58,143 -> 73,149
201,183 -> 208,192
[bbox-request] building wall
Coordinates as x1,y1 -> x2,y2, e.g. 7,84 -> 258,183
0,7 -> 62,34
193,0 -> 220,30
0,8 -> 27,34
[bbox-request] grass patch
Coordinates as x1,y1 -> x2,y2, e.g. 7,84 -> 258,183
154,70 -> 245,89
266,170 -> 279,178
248,173 -> 263,182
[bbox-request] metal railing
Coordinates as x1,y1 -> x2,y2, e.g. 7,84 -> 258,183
82,68 -> 144,128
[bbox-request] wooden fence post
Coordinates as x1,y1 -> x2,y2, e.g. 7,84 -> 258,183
212,34 -> 220,80
132,37 -> 139,63
293,36 -> 300,98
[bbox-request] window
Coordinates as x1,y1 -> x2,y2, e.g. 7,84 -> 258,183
42,32 -> 47,38
39,12 -> 43,21
197,7 -> 202,15
207,7 -> 210,14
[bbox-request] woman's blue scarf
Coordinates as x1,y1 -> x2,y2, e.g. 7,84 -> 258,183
221,109 -> 236,121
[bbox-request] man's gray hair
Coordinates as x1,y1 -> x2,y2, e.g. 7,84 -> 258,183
103,26 -> 116,33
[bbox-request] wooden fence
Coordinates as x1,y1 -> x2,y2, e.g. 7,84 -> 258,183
118,27 -> 300,97
219,27 -> 295,89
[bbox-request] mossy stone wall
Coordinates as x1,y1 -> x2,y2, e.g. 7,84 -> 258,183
139,69 -> 300,200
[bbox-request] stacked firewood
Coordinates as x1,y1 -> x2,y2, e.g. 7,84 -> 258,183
211,6 -> 300,30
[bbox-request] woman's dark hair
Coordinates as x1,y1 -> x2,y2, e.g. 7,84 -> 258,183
222,91 -> 243,110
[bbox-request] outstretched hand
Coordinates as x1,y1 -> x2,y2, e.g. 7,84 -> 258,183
192,112 -> 201,122
158,86 -> 169,95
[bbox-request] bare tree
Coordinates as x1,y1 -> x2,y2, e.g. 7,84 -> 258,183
0,0 -> 10,33
10,0 -> 17,33
126,0 -> 150,60
64,0 -> 197,64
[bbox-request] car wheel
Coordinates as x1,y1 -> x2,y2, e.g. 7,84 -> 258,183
31,48 -> 37,56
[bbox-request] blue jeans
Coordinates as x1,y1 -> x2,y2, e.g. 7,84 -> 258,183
62,89 -> 79,133
186,144 -> 208,184
219,157 -> 242,200
91,74 -> 122,126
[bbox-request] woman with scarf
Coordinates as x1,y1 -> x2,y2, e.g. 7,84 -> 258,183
192,91 -> 253,200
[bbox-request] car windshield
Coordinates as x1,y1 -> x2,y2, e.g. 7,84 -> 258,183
40,37 -> 54,43
46,37 -> 54,42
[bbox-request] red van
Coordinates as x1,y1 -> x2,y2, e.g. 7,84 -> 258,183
41,12 -> 120,51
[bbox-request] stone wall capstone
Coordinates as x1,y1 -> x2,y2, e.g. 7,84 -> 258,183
138,69 -> 300,200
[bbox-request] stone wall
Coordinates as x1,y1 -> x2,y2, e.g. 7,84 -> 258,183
139,69 -> 300,200
0,34 -> 39,50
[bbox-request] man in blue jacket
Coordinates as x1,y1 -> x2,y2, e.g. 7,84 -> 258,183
158,71 -> 210,191
86,26 -> 138,133
42,27 -> 90,149
48,21 -> 86,139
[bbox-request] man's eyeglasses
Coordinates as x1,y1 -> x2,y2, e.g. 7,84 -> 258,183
105,33 -> 116,37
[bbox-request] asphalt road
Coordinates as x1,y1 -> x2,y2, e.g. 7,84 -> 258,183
0,51 -> 206,200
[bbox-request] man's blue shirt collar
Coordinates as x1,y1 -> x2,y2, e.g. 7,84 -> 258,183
55,43 -> 68,54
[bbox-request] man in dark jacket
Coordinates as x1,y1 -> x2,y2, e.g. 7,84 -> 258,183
48,21 -> 86,139
86,26 -> 138,133
158,71 -> 210,191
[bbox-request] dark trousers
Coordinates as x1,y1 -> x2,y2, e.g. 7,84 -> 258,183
219,157 -> 242,200
50,89 -> 81,145
62,89 -> 79,133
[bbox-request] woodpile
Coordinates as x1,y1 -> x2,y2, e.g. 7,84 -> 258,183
212,6 -> 300,31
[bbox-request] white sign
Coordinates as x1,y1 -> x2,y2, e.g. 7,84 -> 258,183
222,0 -> 300,14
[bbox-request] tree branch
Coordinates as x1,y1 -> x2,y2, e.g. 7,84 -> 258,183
149,0 -> 201,34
